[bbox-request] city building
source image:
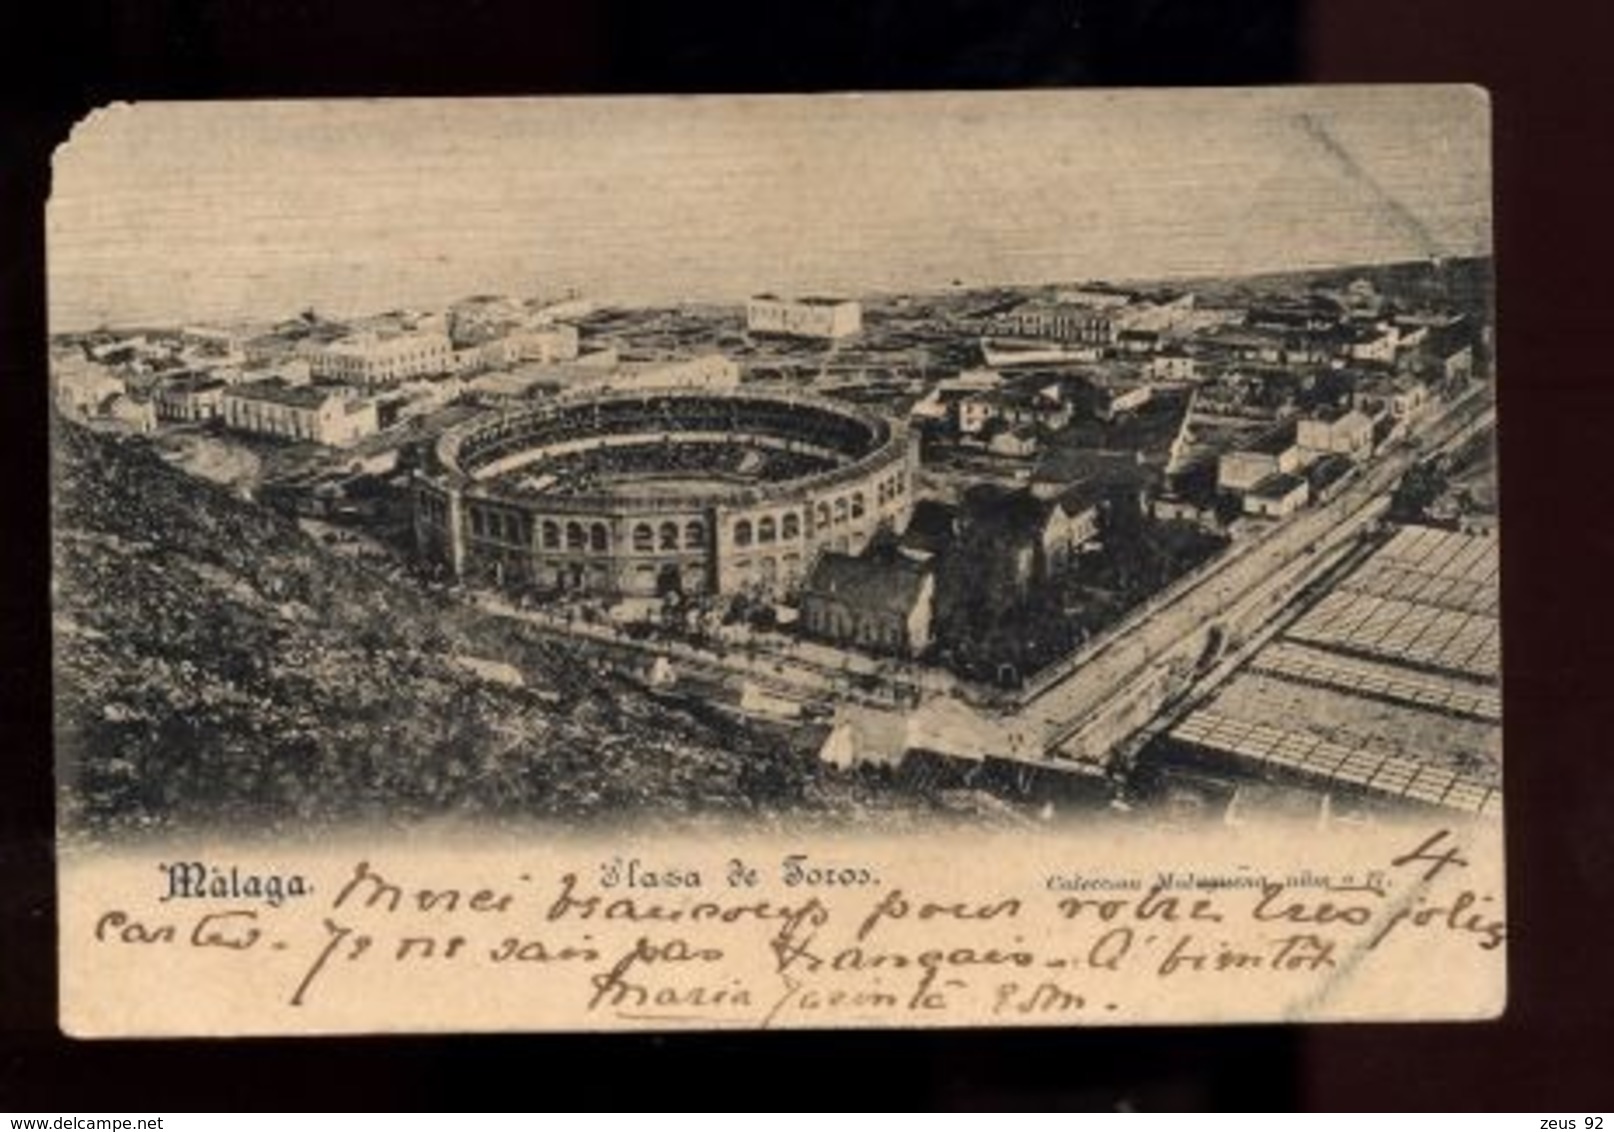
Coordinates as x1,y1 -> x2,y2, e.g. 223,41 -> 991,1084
1435,342 -> 1475,383
1217,423 -> 1305,493
1246,298 -> 1341,334
993,300 -> 1117,346
310,332 -> 455,388
154,376 -> 228,423
955,485 -> 1101,597
987,423 -> 1040,458
51,355 -> 124,419
221,381 -> 381,446
1095,382 -> 1153,422
799,551 -> 935,657
1346,323 -> 1400,364
463,370 -> 555,404
897,499 -> 960,562
1054,285 -> 1135,310
104,392 -> 157,433
1353,373 -> 1430,421
957,385 -> 1071,436
87,335 -> 154,365
1112,290 -> 1198,334
454,325 -> 581,374
1305,453 -> 1356,503
910,370 -> 1004,424
582,353 -> 741,395
1243,472 -> 1310,518
746,295 -> 862,339
1147,350 -> 1198,382
243,358 -> 314,386
1297,407 -> 1375,461
1117,328 -> 1160,355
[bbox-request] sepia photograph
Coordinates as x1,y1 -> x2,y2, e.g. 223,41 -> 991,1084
47,88 -> 1504,1034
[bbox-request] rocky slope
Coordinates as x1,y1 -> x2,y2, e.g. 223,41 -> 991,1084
53,422 -> 995,840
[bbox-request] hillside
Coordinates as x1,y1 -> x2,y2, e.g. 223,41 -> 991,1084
52,421 -> 989,840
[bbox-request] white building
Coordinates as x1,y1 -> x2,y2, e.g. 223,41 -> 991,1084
1054,285 -> 1135,310
994,300 -> 1117,346
221,381 -> 380,446
1147,350 -> 1198,382
579,354 -> 741,395
1298,408 -> 1375,460
957,393 -> 997,435
105,393 -> 158,434
51,356 -> 125,419
1218,426 -> 1305,493
1354,374 -> 1430,421
1346,323 -> 1400,364
746,294 -> 862,339
1096,383 -> 1153,422
310,332 -> 455,388
456,325 -> 581,373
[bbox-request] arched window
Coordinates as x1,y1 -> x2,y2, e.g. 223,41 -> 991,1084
590,523 -> 608,552
851,492 -> 866,519
541,520 -> 560,549
660,521 -> 679,551
734,519 -> 753,548
758,516 -> 777,544
759,557 -> 778,583
815,502 -> 831,527
833,498 -> 849,524
633,523 -> 655,552
565,522 -> 585,551
782,512 -> 801,540
685,520 -> 705,549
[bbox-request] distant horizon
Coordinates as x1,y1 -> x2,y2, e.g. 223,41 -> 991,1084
48,89 -> 1491,333
47,250 -> 1492,337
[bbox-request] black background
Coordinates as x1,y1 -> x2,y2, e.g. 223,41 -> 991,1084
2,0 -> 1611,1111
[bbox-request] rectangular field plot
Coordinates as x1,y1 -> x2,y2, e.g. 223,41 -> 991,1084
1168,526 -> 1504,817
1169,706 -> 1500,816
1285,591 -> 1499,682
1199,672 -> 1501,782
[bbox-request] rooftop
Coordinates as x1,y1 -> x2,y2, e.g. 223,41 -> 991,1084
1306,454 -> 1354,491
803,552 -> 931,618
1245,422 -> 1300,455
1249,472 -> 1308,499
323,331 -> 450,359
900,499 -> 960,556
226,380 -> 341,409
163,376 -> 229,394
1010,299 -> 1115,319
750,293 -> 853,307
960,483 -> 1062,539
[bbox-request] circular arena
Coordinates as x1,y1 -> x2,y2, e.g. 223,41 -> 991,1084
413,388 -> 917,597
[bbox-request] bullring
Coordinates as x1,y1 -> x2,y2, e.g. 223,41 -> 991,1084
413,387 -> 917,597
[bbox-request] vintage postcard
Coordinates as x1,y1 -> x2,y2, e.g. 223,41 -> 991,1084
49,88 -> 1501,1035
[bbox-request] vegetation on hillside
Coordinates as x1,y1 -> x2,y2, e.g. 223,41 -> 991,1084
52,422 -> 997,840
